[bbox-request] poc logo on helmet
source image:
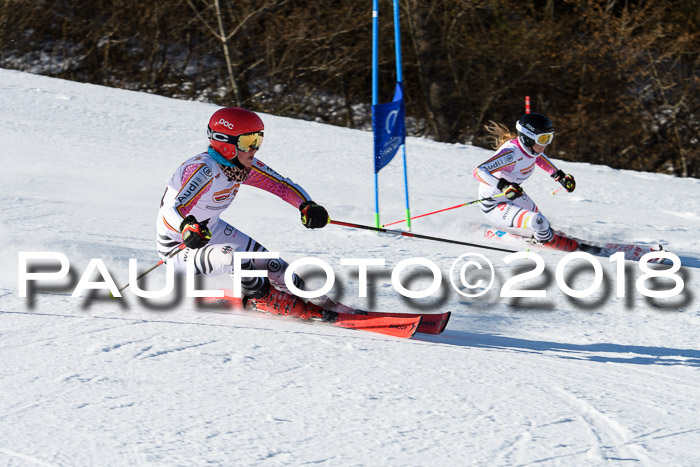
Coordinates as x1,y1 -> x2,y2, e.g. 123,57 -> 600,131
218,119 -> 235,130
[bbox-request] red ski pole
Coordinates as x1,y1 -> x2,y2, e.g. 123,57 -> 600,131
382,193 -> 505,228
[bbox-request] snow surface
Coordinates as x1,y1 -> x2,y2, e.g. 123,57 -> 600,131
1,68 -> 699,466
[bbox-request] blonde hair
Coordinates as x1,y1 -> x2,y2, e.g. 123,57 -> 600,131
484,121 -> 516,149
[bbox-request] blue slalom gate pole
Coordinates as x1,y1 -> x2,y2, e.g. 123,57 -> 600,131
393,0 -> 411,230
372,0 -> 380,228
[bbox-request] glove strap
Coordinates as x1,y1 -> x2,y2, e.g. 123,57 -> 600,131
180,216 -> 212,241
299,200 -> 315,211
551,169 -> 565,181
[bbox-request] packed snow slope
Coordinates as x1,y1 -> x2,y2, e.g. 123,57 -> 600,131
1,68 -> 699,466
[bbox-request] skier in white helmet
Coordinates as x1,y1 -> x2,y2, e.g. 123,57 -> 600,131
473,113 -> 577,249
156,107 -> 330,308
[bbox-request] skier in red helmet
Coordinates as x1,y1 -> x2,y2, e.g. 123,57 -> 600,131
156,107 -> 329,304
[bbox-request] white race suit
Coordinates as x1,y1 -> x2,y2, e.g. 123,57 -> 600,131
156,150 -> 314,293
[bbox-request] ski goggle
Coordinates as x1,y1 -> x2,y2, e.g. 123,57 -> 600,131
516,121 -> 554,146
208,127 -> 264,152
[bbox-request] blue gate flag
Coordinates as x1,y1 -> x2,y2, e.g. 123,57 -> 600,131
372,82 -> 405,174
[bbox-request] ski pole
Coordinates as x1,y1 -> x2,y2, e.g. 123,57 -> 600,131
111,243 -> 186,297
382,193 -> 505,228
551,187 -> 563,195
330,220 -> 517,254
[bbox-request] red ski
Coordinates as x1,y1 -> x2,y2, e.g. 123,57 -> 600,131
340,309 -> 450,335
202,289 -> 450,335
324,313 -> 421,338
199,289 -> 421,339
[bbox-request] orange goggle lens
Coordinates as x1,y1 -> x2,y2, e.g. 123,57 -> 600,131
236,132 -> 264,153
535,132 -> 554,145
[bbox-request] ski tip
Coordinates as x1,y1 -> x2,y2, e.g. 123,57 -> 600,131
438,311 -> 451,334
414,311 -> 451,335
408,316 -> 422,338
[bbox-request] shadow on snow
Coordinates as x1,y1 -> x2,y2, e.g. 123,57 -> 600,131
419,330 -> 700,367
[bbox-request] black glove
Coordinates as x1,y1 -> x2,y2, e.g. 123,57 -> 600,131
180,215 -> 212,249
299,201 -> 329,229
552,170 -> 576,192
497,178 -> 524,200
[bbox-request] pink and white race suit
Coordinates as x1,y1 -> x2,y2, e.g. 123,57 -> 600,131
473,138 -> 562,242
156,151 -> 312,292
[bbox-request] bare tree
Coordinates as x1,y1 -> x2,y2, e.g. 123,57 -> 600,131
2,0 -> 698,176
184,0 -> 281,105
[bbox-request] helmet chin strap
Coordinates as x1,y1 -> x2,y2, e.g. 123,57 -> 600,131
518,136 -> 541,156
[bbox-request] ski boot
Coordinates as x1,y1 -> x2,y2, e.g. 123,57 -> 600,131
542,232 -> 579,251
531,229 -> 579,251
244,285 -> 338,322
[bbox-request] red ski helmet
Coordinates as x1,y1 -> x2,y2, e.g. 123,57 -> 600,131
207,107 -> 264,160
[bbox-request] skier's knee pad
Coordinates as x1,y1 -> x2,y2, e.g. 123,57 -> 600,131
243,277 -> 270,299
531,212 -> 551,233
231,255 -> 270,298
530,213 -> 553,242
259,257 -> 305,292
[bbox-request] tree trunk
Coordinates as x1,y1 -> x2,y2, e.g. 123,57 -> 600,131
404,0 -> 459,141
213,0 -> 241,104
